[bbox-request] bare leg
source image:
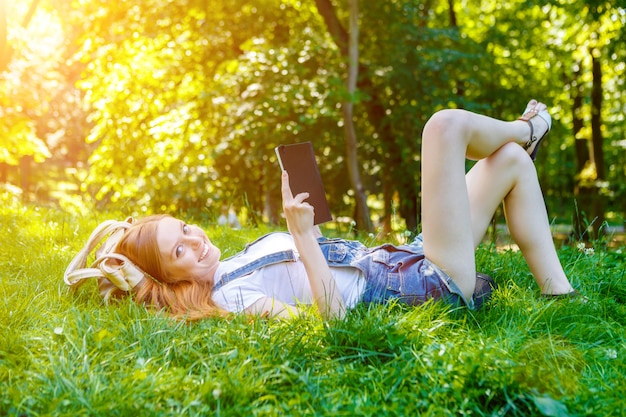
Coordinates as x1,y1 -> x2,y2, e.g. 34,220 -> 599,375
466,143 -> 574,294
421,101 -> 568,300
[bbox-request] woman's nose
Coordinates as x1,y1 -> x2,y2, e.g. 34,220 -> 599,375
186,235 -> 202,249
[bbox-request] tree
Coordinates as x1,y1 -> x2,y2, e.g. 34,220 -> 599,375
62,0 -> 624,232
341,0 -> 372,231
553,0 -> 625,239
0,0 -> 54,196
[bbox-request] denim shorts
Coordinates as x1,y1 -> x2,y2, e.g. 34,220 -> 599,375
355,239 -> 475,310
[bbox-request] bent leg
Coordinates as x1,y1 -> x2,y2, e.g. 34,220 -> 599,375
466,143 -> 574,294
421,106 -> 553,300
465,143 -> 524,248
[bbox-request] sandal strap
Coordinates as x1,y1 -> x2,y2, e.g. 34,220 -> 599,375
517,118 -> 536,150
517,109 -> 539,122
517,107 -> 545,151
517,103 -> 552,160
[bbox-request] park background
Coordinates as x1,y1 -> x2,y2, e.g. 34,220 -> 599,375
1,0 -> 625,239
1,1 -> 626,416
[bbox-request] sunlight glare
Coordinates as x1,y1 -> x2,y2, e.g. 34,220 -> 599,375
8,1 -> 64,57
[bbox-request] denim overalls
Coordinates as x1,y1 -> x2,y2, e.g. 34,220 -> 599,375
212,232 -> 473,309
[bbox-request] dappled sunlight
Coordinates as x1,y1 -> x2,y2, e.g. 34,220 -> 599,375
1,1 -> 625,414
3,1 -> 64,99
1,2 -> 64,164
0,0 -> 624,236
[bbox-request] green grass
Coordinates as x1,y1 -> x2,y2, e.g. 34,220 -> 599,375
1,197 -> 625,416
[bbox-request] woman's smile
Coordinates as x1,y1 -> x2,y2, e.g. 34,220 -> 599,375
199,241 -> 210,262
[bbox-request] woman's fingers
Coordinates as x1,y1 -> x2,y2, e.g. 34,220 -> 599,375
280,170 -> 315,235
281,170 -> 310,206
280,170 -> 293,201
294,192 -> 311,205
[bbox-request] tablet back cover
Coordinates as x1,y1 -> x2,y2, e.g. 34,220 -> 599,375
275,142 -> 332,225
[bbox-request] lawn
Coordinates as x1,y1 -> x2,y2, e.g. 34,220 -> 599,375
1,197 -> 625,416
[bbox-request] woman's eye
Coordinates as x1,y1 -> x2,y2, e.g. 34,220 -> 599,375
176,245 -> 183,258
183,224 -> 189,234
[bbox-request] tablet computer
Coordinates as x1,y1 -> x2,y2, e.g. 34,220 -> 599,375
275,142 -> 332,225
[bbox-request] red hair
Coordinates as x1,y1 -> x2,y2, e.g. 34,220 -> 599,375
103,214 -> 227,321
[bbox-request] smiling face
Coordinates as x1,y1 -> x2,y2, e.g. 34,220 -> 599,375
156,217 -> 221,284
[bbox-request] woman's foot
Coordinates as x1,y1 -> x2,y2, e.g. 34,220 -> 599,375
473,272 -> 497,310
518,100 -> 551,161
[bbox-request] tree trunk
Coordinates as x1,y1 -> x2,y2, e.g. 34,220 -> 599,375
448,0 -> 465,102
572,61 -> 589,169
342,0 -> 372,232
19,156 -> 32,201
589,50 -> 606,237
22,0 -> 41,28
572,48 -> 606,241
590,52 -> 605,182
0,163 -> 8,182
314,0 -> 418,233
571,60 -> 590,239
315,0 -> 372,231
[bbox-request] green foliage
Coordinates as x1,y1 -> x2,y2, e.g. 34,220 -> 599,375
2,1 -> 625,225
1,202 -> 625,416
0,116 -> 50,164
84,0 -> 626,222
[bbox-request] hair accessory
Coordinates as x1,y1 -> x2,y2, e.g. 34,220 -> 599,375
64,217 -> 160,301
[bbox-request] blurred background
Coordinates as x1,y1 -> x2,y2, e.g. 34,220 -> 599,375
1,0 -> 624,241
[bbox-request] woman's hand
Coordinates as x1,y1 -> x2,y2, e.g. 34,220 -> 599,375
281,170 -> 316,238
280,170 -> 345,319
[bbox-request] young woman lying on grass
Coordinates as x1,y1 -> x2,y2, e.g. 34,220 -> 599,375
65,99 -> 578,321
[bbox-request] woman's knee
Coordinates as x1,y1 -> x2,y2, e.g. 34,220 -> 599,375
423,109 -> 472,146
491,142 -> 535,172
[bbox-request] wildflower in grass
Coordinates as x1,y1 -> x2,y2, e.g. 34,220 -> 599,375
212,388 -> 222,399
577,242 -> 595,256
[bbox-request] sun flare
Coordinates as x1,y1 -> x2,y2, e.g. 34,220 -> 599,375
7,0 -> 64,46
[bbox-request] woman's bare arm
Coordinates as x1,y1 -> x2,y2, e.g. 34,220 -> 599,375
246,297 -> 307,319
280,170 -> 346,319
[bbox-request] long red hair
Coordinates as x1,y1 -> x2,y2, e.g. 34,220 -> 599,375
102,215 -> 226,321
